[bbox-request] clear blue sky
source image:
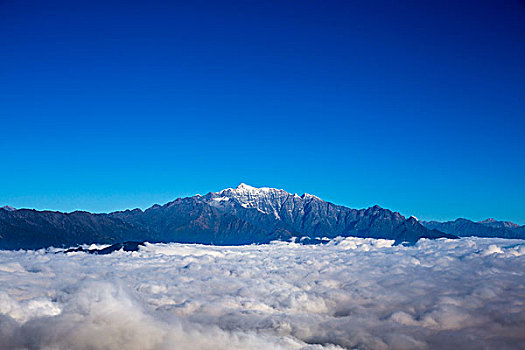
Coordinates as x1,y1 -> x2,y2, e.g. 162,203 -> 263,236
1,0 -> 524,223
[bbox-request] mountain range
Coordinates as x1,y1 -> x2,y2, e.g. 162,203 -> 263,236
0,183 -> 456,249
421,218 -> 525,239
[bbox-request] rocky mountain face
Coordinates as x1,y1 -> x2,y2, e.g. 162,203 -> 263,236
422,218 -> 525,239
200,184 -> 451,243
1,184 -> 454,249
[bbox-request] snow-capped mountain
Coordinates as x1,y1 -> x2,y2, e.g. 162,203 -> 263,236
206,183 -> 323,220
1,206 -> 15,211
1,184 -> 455,249
199,184 -> 452,243
208,183 -> 294,217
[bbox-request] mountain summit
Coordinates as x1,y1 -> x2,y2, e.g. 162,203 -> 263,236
0,184 -> 455,249
209,183 -> 315,218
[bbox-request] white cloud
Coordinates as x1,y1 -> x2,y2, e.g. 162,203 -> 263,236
0,237 -> 524,349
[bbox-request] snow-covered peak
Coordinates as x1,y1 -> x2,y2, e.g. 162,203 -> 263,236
211,184 -> 307,218
237,183 -> 257,191
214,184 -> 326,205
218,183 -> 285,196
1,205 -> 16,211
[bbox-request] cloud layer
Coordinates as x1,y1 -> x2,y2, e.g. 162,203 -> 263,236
0,237 -> 524,349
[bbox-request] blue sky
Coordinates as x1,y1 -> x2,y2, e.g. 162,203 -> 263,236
1,0 -> 524,223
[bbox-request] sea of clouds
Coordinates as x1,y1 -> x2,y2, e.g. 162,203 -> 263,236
0,237 -> 524,350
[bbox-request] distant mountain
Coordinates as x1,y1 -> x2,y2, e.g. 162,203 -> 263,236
1,184 -> 454,249
0,209 -> 151,250
422,218 -> 525,239
1,206 -> 16,211
477,218 -> 520,229
198,184 -> 451,243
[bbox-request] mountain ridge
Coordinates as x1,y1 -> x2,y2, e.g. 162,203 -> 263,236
421,217 -> 524,239
2,184 -> 456,249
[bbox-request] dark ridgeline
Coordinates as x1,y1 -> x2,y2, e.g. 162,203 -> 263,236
422,218 -> 525,239
1,184 -> 456,250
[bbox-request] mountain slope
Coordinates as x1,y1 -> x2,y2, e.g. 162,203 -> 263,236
108,196 -> 271,245
0,209 -> 151,250
0,184 -> 454,249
